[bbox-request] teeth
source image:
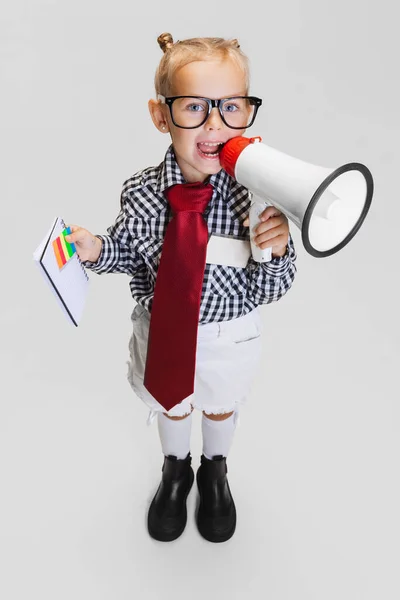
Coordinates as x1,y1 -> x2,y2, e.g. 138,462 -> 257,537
200,142 -> 222,146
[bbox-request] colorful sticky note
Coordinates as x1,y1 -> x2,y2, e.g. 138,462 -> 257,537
52,227 -> 76,269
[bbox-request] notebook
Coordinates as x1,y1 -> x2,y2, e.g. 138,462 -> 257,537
33,216 -> 89,326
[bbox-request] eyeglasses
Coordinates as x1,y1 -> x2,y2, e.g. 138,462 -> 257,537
157,94 -> 262,129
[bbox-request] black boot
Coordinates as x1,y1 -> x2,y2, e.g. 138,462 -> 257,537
147,453 -> 194,542
196,454 -> 236,543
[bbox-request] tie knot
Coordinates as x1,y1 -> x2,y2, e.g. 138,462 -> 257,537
165,182 -> 213,214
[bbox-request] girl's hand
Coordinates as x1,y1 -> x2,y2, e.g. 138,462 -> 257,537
65,225 -> 102,263
243,206 -> 289,258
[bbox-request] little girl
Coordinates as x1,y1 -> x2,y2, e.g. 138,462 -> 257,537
66,33 -> 297,544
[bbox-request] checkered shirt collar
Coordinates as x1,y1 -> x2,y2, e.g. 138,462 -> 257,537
154,145 -> 250,218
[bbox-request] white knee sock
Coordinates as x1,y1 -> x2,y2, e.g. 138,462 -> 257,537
202,413 -> 236,460
157,412 -> 192,459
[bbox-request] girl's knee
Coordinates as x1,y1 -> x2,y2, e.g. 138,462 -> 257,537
203,410 -> 234,421
163,404 -> 194,420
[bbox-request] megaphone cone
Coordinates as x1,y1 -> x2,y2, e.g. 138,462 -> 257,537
219,136 -> 374,258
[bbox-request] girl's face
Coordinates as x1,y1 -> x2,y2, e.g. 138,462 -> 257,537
166,58 -> 248,182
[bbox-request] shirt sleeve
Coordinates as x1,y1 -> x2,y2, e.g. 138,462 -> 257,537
246,232 -> 297,304
81,188 -> 144,275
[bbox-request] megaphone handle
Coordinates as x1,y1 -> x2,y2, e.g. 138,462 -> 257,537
249,196 -> 273,263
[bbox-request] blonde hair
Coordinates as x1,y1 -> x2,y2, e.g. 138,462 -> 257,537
154,32 -> 250,96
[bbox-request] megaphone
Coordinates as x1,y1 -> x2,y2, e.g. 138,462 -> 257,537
219,136 -> 374,258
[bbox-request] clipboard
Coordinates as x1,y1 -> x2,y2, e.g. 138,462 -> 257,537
33,217 -> 89,326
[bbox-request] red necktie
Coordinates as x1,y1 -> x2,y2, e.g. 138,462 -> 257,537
143,181 -> 213,411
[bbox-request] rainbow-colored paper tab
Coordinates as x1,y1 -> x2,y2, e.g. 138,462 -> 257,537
52,226 -> 76,269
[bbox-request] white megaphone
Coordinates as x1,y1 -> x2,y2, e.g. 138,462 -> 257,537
219,136 -> 374,259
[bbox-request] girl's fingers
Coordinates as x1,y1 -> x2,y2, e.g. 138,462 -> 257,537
255,225 -> 286,244
260,206 -> 282,221
258,216 -> 282,231
65,225 -> 81,242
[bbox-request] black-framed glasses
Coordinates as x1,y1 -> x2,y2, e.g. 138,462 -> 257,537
157,94 -> 262,129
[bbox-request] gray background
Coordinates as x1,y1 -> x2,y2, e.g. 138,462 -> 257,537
1,1 -> 399,599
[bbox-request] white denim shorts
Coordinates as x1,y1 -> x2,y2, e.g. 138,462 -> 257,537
126,304 -> 262,427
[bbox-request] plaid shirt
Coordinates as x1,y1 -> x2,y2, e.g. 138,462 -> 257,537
83,145 -> 297,324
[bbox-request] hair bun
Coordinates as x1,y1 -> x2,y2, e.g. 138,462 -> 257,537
157,32 -> 174,53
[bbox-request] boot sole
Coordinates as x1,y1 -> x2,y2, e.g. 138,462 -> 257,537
147,467 -> 194,542
195,468 -> 237,543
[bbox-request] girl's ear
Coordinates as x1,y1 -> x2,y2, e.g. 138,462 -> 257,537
148,98 -> 170,133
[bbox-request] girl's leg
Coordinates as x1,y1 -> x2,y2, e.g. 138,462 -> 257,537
148,406 -> 195,542
157,405 -> 194,459
202,410 -> 235,459
197,410 -> 237,543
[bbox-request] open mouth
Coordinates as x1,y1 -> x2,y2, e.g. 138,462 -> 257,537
197,141 -> 225,158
